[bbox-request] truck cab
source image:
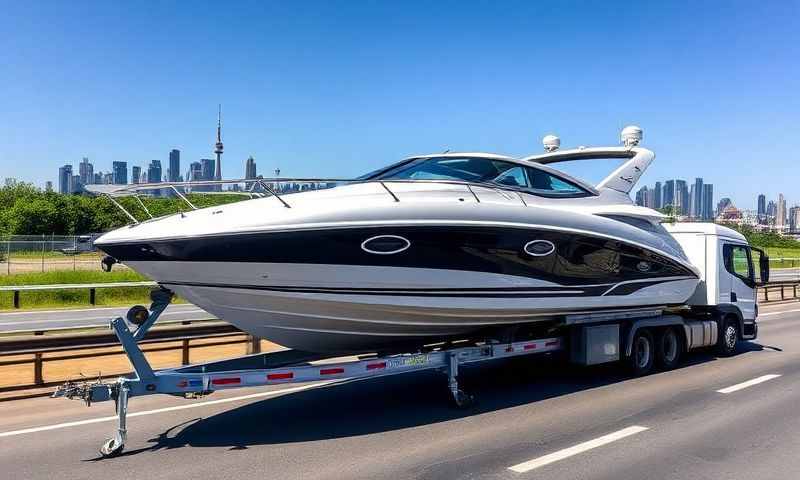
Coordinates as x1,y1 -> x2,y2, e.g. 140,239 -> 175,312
664,222 -> 769,341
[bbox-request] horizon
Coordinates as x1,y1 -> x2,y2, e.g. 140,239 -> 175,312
3,1 -> 798,209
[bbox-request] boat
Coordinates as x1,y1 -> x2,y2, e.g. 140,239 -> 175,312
91,126 -> 700,353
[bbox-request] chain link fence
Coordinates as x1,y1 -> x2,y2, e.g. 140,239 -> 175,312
0,234 -> 121,274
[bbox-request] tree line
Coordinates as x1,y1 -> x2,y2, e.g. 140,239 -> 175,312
0,182 -> 240,236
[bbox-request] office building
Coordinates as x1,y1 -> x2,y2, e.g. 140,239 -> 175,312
168,149 -> 181,182
58,165 -> 73,194
79,157 -> 94,185
675,179 -> 688,216
45,181 -> 53,192
663,180 -> 675,210
132,166 -> 142,184
757,194 -> 766,224
653,181 -> 662,209
112,161 -> 127,185
777,194 -> 787,229
790,206 -> 800,233
702,184 -> 714,220
691,178 -> 703,218
148,160 -> 163,183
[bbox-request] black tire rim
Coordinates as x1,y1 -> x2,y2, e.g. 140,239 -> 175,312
725,325 -> 737,350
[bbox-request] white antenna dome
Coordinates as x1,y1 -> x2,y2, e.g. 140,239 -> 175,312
542,134 -> 560,152
621,125 -> 643,147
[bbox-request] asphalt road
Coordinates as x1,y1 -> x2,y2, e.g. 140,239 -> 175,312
1,301 -> 800,479
0,304 -> 215,332
771,268 -> 800,281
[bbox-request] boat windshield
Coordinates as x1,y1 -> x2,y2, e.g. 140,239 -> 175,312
367,156 -> 591,197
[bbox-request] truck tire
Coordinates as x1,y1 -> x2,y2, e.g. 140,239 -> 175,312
717,317 -> 739,357
656,327 -> 683,370
628,329 -> 655,376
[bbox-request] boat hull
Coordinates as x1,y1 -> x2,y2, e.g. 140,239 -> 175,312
127,261 -> 698,352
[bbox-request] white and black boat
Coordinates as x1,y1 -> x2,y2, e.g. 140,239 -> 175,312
92,126 -> 700,353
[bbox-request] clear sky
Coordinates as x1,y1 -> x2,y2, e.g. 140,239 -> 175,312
2,1 -> 798,209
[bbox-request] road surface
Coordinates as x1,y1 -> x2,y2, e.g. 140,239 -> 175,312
0,304 -> 214,332
771,268 -> 800,281
0,301 -> 799,479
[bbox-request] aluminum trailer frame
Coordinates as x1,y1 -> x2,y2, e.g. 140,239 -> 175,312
53,288 -> 564,457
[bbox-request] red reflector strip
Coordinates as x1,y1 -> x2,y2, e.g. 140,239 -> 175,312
267,372 -> 293,380
366,362 -> 386,370
523,344 -> 536,350
545,340 -> 559,347
211,377 -> 241,385
320,367 -> 344,375
505,346 -> 514,353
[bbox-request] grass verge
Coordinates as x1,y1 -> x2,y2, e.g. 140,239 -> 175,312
0,270 -> 181,310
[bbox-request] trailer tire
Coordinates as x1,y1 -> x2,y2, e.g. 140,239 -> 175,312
628,329 -> 655,376
656,327 -> 683,370
716,317 -> 739,357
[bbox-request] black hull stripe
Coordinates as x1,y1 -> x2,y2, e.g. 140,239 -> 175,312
161,279 -> 680,298
100,225 -> 696,287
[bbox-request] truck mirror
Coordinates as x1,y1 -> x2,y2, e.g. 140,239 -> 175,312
760,254 -> 770,284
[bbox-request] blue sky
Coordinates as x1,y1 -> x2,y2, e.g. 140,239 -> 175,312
2,1 -> 798,208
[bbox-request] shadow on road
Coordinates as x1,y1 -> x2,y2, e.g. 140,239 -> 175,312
94,342 -> 777,458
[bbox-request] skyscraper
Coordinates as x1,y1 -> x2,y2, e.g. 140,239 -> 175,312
168,149 -> 181,182
692,178 -> 703,219
790,206 -> 800,233
79,157 -> 94,185
675,179 -> 688,216
702,184 -> 713,220
653,181 -> 662,209
148,160 -> 163,183
45,181 -> 53,192
58,165 -> 73,194
777,193 -> 787,229
757,194 -> 766,224
213,105 -> 224,191
767,200 -> 777,223
663,180 -> 675,210
112,161 -> 128,185
245,156 -> 257,188
132,166 -> 142,184
635,186 -> 648,207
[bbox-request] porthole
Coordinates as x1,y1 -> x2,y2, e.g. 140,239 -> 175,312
361,235 -> 411,255
524,239 -> 555,257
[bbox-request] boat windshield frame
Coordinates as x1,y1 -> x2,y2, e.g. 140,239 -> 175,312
362,155 -> 596,199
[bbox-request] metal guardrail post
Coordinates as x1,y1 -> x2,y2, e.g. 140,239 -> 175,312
90,288 -> 96,306
781,285 -> 785,301
33,331 -> 44,385
181,339 -> 190,365
13,290 -> 20,309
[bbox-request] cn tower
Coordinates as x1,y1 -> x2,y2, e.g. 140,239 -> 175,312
214,104 -> 224,191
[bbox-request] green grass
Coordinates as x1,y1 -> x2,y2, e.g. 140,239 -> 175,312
4,251 -> 102,260
0,270 -> 186,311
764,247 -> 800,269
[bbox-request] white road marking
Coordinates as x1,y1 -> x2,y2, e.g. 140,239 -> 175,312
0,380 -> 338,439
717,374 -> 782,394
508,425 -> 649,473
760,309 -> 800,317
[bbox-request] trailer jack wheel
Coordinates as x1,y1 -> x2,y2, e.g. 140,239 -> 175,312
99,434 -> 125,458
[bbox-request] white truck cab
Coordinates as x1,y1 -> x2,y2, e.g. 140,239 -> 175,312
664,222 -> 769,341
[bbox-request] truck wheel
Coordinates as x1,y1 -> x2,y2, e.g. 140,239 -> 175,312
717,317 -> 739,357
656,327 -> 683,370
628,329 -> 655,376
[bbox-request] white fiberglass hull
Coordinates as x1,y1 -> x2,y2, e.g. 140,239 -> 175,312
130,261 -> 698,352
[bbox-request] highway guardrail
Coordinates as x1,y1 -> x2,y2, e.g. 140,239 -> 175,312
0,321 -> 259,396
0,281 -> 157,308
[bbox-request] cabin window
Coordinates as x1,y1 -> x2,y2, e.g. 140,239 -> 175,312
723,244 -> 753,283
524,167 -> 587,196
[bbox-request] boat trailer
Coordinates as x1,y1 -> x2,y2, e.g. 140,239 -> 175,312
53,288 -> 563,457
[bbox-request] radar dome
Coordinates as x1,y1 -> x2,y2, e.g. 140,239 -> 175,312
621,125 -> 643,147
542,134 -> 560,152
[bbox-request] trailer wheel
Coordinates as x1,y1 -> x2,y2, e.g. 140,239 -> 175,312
628,329 -> 655,376
656,327 -> 683,370
716,317 -> 739,357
